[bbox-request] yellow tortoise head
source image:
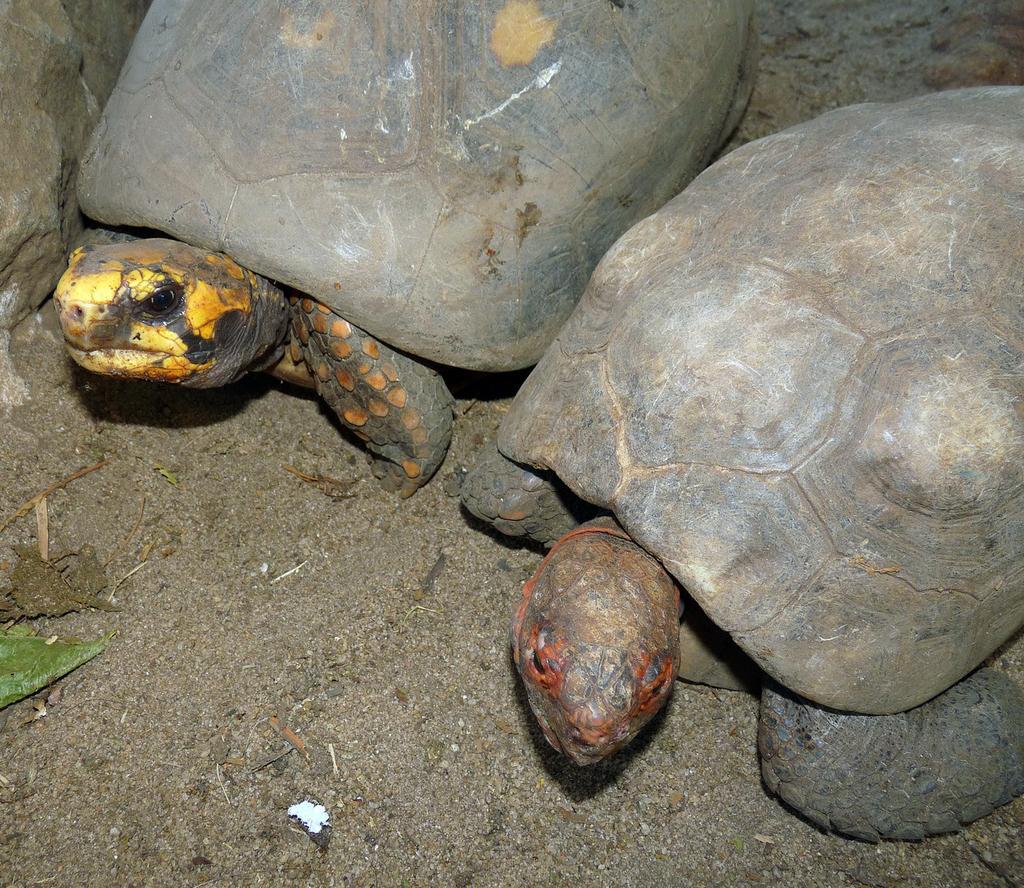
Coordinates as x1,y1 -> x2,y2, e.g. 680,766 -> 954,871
54,238 -> 289,387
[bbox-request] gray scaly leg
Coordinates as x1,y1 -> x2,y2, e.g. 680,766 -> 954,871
461,441 -> 588,545
759,669 -> 1024,841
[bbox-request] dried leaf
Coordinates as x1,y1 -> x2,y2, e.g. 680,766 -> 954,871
557,807 -> 587,824
420,552 -> 446,599
269,713 -> 309,759
494,718 -> 517,735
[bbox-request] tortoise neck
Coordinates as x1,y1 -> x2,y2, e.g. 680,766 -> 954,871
238,272 -> 292,376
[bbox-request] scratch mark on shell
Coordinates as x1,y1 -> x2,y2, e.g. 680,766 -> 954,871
462,60 -> 562,130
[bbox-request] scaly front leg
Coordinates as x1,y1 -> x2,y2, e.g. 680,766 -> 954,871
291,297 -> 454,496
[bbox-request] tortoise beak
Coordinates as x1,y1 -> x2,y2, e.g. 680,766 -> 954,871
54,292 -> 124,350
54,260 -> 128,350
559,705 -> 632,764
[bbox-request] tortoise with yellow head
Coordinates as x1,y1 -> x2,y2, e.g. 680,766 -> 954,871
462,87 -> 1024,840
54,0 -> 756,494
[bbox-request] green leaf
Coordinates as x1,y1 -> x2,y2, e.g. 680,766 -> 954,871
0,630 -> 110,709
153,463 -> 179,485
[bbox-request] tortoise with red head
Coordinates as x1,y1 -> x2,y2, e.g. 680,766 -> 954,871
462,87 -> 1024,839
53,0 -> 756,494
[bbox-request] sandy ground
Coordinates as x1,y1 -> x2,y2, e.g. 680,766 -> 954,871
2,2 -> 1023,885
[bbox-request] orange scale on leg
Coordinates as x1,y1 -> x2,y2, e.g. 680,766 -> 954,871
335,368 -> 355,391
343,407 -> 369,427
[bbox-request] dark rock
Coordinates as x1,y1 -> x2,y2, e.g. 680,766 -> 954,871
0,0 -> 150,336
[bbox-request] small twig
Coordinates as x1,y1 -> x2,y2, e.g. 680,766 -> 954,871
270,561 -> 307,584
103,495 -> 146,568
109,561 -> 147,600
0,458 -> 111,535
283,464 -> 319,483
215,762 -> 232,806
243,713 -> 269,758
402,605 -> 443,624
283,464 -> 358,500
250,746 -> 293,772
966,840 -> 1016,888
35,499 -> 48,562
328,742 -> 339,776
848,554 -> 901,575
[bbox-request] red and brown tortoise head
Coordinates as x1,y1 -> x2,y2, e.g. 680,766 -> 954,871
511,520 -> 681,764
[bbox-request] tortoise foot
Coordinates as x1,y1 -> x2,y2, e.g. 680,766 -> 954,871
461,441 -> 588,544
292,297 -> 454,496
758,669 -> 1024,841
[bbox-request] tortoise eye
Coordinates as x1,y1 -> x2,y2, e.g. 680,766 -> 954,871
141,284 -> 183,316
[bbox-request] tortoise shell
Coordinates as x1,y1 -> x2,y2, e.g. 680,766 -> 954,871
498,87 -> 1024,714
76,0 -> 756,371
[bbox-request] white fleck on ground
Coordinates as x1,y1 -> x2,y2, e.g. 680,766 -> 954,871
289,801 -> 331,834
